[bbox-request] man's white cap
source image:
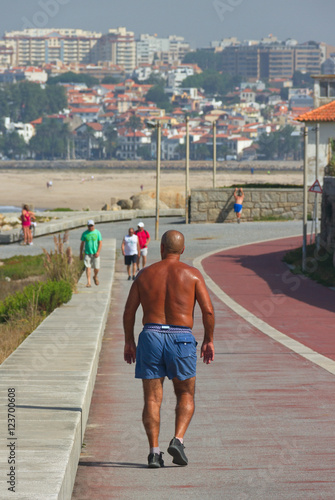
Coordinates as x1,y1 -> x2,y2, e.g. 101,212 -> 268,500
137,222 -> 144,227
87,219 -> 95,226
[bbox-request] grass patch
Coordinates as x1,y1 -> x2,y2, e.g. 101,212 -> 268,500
0,233 -> 84,364
253,215 -> 294,222
49,208 -> 77,212
283,243 -> 335,287
0,255 -> 45,281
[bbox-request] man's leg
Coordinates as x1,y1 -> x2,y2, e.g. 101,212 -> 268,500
126,264 -> 131,279
142,377 -> 164,448
167,377 -> 195,466
142,254 -> 147,268
172,376 -> 195,439
86,266 -> 91,287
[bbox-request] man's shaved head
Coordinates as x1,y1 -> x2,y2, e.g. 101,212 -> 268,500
161,230 -> 185,255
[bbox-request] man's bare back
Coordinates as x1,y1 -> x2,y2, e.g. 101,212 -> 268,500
123,230 -> 214,364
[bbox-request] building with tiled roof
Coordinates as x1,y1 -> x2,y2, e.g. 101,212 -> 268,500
296,100 -> 335,185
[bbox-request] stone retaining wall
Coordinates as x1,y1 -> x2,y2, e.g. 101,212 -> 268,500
190,188 -> 319,223
321,177 -> 335,251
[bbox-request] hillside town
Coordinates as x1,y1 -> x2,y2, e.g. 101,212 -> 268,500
1,27 -> 335,162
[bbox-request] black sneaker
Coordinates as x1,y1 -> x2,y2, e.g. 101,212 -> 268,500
148,452 -> 164,468
127,276 -> 131,281
167,438 -> 188,466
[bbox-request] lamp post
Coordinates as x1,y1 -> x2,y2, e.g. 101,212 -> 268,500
213,120 -> 217,189
302,126 -> 308,272
155,121 -> 161,240
315,123 -> 320,249
185,115 -> 190,224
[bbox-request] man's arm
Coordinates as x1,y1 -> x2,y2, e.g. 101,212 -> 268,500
123,282 -> 141,364
79,241 -> 84,260
233,187 -> 238,201
95,240 -> 102,258
195,271 -> 215,364
146,231 -> 151,245
136,236 -> 140,255
121,238 -> 125,256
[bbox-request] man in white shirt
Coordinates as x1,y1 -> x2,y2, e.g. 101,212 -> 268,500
121,228 -> 141,281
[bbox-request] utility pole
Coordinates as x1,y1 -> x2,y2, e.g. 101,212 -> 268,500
185,115 -> 190,224
302,126 -> 308,272
155,121 -> 161,241
213,120 -> 217,189
315,123 -> 320,249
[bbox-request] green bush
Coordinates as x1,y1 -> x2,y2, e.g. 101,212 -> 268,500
0,280 -> 72,323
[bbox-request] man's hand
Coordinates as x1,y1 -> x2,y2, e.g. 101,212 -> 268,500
200,341 -> 214,364
80,253 -> 83,260
124,341 -> 136,364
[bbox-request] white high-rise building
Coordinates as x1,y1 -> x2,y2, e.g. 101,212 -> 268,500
3,28 -> 101,65
96,27 -> 136,73
136,34 -> 190,66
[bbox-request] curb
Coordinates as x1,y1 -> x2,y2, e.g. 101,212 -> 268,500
0,209 -> 184,244
0,238 -> 116,499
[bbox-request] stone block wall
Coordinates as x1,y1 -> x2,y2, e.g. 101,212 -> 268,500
321,177 -> 335,251
190,188 -> 319,223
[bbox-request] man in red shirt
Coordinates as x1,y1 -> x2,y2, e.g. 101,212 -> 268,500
135,222 -> 150,270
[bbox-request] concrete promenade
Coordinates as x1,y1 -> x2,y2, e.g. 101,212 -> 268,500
1,218 -> 335,498
71,220 -> 335,500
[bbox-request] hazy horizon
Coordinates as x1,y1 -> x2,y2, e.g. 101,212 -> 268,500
0,0 -> 334,49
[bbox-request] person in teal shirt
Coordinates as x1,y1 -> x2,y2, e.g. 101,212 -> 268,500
80,220 -> 102,287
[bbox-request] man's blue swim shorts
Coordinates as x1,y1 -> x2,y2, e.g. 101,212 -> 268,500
135,323 -> 198,381
234,203 -> 243,213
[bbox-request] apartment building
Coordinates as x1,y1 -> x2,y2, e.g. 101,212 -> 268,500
3,29 -> 101,65
96,27 -> 136,73
136,34 -> 190,67
0,43 -> 14,66
220,42 -> 321,79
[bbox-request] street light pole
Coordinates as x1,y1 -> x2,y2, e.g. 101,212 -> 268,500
315,123 -> 320,249
213,120 -> 217,189
302,126 -> 308,272
185,115 -> 190,224
155,121 -> 161,241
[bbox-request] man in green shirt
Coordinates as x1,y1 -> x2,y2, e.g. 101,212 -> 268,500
80,220 -> 102,287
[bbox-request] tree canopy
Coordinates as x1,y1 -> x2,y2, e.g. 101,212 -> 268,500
29,119 -> 70,159
145,85 -> 172,112
0,81 -> 67,122
47,71 -> 99,88
181,70 -> 240,97
257,126 -> 301,160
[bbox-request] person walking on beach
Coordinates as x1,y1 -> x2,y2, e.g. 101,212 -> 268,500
135,222 -> 150,270
233,187 -> 244,223
121,228 -> 140,281
21,204 -> 35,245
123,230 -> 215,468
80,220 -> 102,287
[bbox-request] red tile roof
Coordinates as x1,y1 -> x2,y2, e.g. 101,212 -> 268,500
296,100 -> 335,122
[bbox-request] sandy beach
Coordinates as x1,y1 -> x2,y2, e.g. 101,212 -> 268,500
0,168 -> 303,211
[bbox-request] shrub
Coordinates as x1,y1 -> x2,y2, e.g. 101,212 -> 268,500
0,280 -> 72,323
43,232 -> 83,288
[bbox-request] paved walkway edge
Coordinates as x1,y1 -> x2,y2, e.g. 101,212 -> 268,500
0,239 -> 116,499
193,235 -> 335,377
0,209 -> 184,243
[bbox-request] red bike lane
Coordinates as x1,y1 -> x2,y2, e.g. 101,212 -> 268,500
202,236 -> 335,362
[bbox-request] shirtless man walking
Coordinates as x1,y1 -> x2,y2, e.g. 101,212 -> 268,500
123,230 -> 215,468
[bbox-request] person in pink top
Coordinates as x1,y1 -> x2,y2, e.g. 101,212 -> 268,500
21,204 -> 35,245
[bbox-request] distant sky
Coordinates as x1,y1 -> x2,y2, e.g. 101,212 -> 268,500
1,0 -> 334,48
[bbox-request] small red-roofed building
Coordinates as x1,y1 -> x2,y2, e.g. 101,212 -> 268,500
297,100 -> 335,185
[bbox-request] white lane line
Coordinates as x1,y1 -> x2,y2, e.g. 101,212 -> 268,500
193,236 -> 335,377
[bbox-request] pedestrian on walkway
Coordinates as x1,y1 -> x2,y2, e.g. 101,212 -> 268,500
233,187 -> 244,223
121,228 -> 140,281
123,230 -> 215,468
21,204 -> 35,245
80,220 -> 102,288
135,222 -> 150,271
